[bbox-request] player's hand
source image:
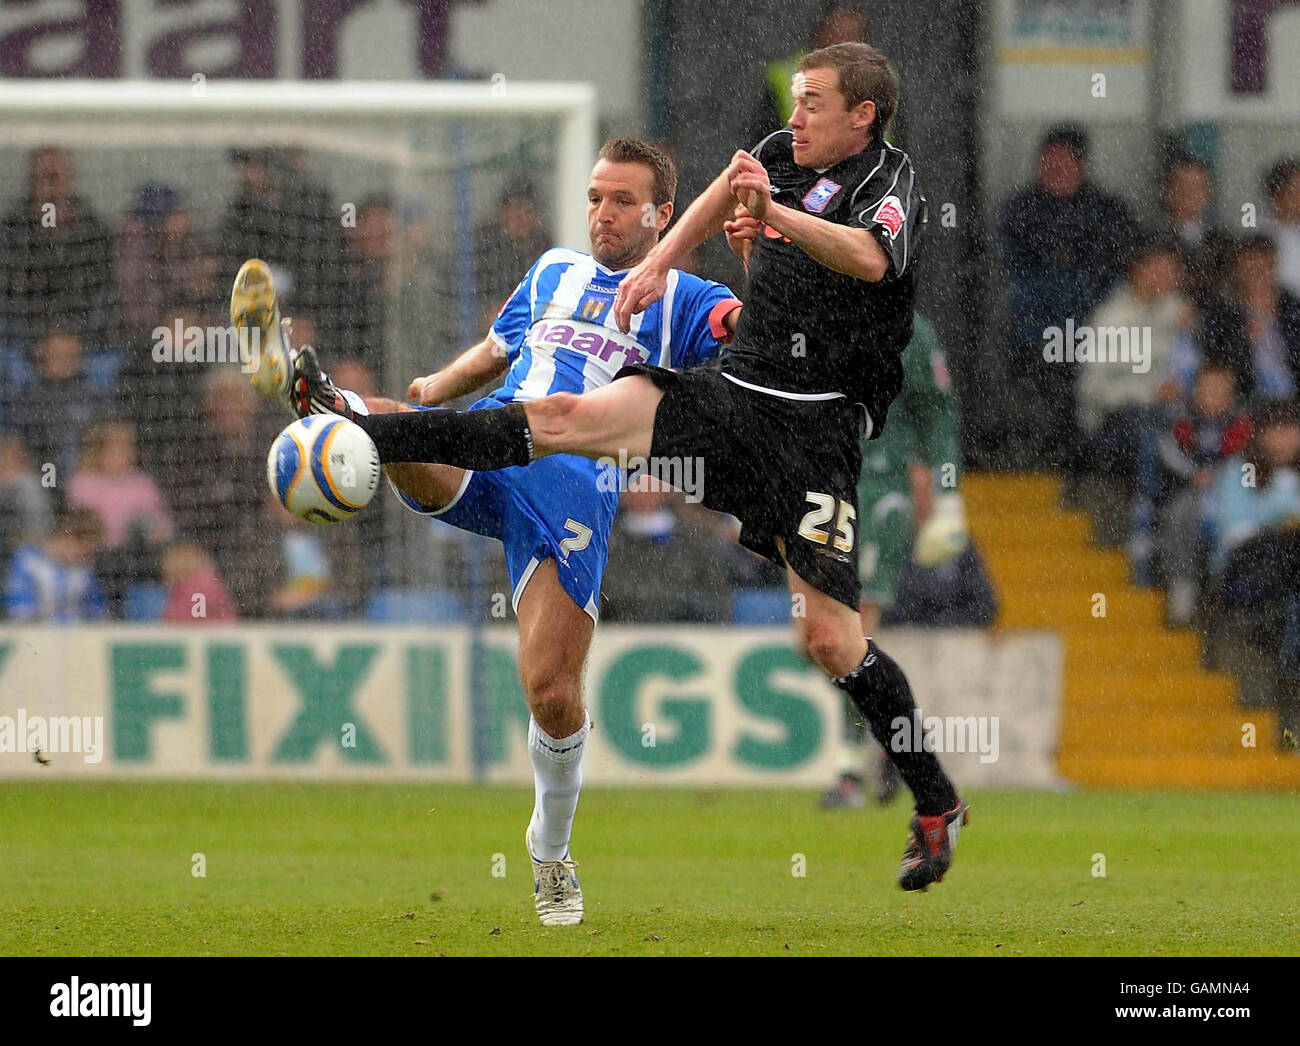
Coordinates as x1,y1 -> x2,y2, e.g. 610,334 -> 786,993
727,150 -> 772,220
613,257 -> 669,333
407,373 -> 441,406
724,204 -> 763,269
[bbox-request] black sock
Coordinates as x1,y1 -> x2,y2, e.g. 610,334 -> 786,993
832,640 -> 958,816
356,404 -> 533,470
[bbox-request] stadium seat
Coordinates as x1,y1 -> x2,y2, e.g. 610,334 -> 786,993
123,583 -> 168,622
730,586 -> 792,625
365,587 -> 466,624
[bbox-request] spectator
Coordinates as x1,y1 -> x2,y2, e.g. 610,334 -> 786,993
337,194 -> 398,373
169,368 -> 281,616
1160,153 -> 1233,305
11,326 -> 101,482
1199,234 -> 1300,402
998,124 -> 1135,467
1208,399 -> 1300,581
1264,157 -> 1300,298
1076,230 -> 1195,479
67,420 -> 173,614
749,2 -> 869,146
474,182 -> 550,332
116,299 -> 213,484
161,542 -> 237,623
113,183 -> 199,337
600,476 -> 732,623
4,506 -> 106,622
880,543 -> 998,628
1147,363 -> 1253,624
0,435 -> 54,590
67,421 -> 173,549
218,147 -> 345,339
251,491 -> 370,619
0,146 -> 115,349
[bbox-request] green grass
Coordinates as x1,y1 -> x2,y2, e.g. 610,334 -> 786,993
2,783 -> 1297,956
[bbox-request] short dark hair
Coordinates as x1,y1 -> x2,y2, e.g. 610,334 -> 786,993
1041,124 -> 1088,161
1263,157 -> 1300,201
597,138 -> 678,205
796,42 -> 898,141
1163,151 -> 1209,185
1127,227 -> 1181,269
1197,359 -> 1239,385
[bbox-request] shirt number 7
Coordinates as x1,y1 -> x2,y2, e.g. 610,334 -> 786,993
559,519 -> 593,558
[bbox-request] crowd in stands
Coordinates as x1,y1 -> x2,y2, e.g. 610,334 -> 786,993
1000,126 -> 1300,737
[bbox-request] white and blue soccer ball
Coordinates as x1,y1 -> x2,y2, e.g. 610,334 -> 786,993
267,415 -> 381,524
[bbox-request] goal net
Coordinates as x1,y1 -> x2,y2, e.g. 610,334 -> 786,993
0,80 -> 595,619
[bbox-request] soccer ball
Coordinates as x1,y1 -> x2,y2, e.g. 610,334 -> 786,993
267,415 -> 381,524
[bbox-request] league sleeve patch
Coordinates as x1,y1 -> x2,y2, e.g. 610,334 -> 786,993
866,194 -> 906,239
801,177 -> 841,214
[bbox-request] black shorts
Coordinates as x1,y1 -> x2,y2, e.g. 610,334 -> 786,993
615,363 -> 866,610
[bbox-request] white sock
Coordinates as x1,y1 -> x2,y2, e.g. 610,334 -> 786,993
339,388 -> 369,415
527,713 -> 589,862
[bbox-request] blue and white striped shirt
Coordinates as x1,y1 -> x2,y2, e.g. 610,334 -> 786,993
486,247 -> 739,404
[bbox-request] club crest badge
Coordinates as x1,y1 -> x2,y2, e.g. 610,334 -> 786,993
577,290 -> 611,322
802,177 -> 841,214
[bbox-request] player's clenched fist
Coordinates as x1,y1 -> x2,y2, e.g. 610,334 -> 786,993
612,258 -> 669,332
407,373 -> 438,405
727,150 -> 772,220
724,203 -> 763,270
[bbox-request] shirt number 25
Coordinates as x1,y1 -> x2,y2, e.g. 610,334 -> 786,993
797,492 -> 856,552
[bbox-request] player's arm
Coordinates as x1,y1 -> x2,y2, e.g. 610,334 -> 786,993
729,152 -> 889,282
407,335 -> 509,406
613,162 -> 743,330
722,304 -> 742,335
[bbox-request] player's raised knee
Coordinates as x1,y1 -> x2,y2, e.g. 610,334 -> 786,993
799,619 -> 858,677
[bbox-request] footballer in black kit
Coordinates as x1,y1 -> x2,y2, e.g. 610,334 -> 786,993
620,125 -> 925,609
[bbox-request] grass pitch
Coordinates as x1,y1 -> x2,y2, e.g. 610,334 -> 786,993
2,783 -> 1297,956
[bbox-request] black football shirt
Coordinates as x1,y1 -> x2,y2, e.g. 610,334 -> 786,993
722,128 -> 925,435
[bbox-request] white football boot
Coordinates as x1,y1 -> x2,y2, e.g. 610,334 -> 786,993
230,257 -> 295,407
527,827 -> 583,926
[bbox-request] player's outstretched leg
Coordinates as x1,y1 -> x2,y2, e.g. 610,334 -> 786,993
787,567 -> 968,890
517,558 -> 593,926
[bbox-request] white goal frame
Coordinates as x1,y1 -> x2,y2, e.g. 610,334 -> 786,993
0,79 -> 598,250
